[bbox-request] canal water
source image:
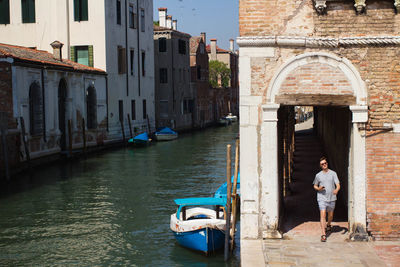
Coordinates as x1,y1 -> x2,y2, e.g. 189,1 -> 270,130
0,125 -> 240,266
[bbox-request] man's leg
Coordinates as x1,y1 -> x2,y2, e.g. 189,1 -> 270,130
327,211 -> 334,228
320,210 -> 326,236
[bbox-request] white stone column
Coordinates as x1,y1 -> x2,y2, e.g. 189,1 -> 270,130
260,103 -> 282,239
240,96 -> 262,239
349,105 -> 368,240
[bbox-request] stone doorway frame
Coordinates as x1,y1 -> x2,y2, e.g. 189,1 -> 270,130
240,52 -> 369,240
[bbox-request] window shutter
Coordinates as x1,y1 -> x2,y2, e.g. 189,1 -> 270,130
81,0 -> 88,21
88,45 -> 93,67
70,46 -> 76,62
29,82 -> 43,136
29,0 -> 35,23
122,48 -> 126,73
0,0 -> 10,24
73,0 -> 79,21
22,0 -> 29,23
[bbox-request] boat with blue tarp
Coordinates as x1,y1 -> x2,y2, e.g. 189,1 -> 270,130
170,197 -> 227,254
214,173 -> 240,199
154,127 -> 178,141
128,132 -> 151,146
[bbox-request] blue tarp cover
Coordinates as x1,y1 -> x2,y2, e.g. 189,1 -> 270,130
157,127 -> 176,134
174,197 -> 227,207
133,132 -> 149,141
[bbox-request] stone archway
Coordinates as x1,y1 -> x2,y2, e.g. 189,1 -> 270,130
261,52 -> 368,239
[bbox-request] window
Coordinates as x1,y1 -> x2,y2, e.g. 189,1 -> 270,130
21,0 -> 35,23
86,85 -> 97,129
118,46 -> 126,74
0,0 -> 10,24
160,68 -> 168,84
129,4 -> 136,28
159,100 -> 168,118
29,81 -> 43,136
70,45 -> 93,67
131,100 -> 136,120
178,40 -> 186,55
74,0 -> 88,21
130,49 -> 134,76
159,38 -> 166,52
140,8 -> 145,32
141,52 -> 145,76
116,0 -> 121,25
119,100 -> 123,122
142,99 -> 147,119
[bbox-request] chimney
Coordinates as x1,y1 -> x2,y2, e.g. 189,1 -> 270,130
230,39 -> 234,52
166,15 -> 172,29
50,40 -> 64,61
210,39 -> 217,60
200,32 -> 206,43
158,7 -> 167,27
172,20 -> 177,30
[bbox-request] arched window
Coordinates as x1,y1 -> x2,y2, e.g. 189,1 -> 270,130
29,81 -> 43,135
86,85 -> 97,129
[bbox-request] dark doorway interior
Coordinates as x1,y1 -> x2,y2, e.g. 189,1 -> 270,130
279,106 -> 350,234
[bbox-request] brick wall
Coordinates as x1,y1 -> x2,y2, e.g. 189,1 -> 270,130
240,0 -> 400,239
366,132 -> 400,240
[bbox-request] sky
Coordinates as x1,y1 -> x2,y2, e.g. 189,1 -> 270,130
153,0 -> 239,50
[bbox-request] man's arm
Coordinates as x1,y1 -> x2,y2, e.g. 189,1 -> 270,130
314,184 -> 324,191
333,183 -> 340,195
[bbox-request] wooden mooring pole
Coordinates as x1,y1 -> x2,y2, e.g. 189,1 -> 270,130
82,118 -> 86,155
20,117 -> 31,164
224,144 -> 232,262
230,139 -> 239,251
127,114 -> 133,139
68,119 -> 72,157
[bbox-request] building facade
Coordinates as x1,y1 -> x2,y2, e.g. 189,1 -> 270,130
207,39 -> 239,117
190,33 -> 214,128
238,0 -> 400,241
154,8 -> 194,131
0,0 -> 155,140
0,43 -> 107,177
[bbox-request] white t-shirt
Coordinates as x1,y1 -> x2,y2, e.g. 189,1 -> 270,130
313,169 -> 340,202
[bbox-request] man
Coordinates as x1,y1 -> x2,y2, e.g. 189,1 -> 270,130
313,156 -> 340,242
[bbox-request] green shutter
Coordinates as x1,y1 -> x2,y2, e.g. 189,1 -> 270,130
81,0 -> 88,21
0,0 -> 10,24
88,45 -> 93,67
29,0 -> 35,23
73,0 -> 79,21
70,46 -> 76,62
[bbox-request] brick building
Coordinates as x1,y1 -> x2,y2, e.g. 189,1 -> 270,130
0,43 -> 107,179
238,0 -> 400,241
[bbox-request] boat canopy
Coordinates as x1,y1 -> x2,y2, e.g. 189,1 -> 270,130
174,197 -> 227,220
133,132 -> 149,140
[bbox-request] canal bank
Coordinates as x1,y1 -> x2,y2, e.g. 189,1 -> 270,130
0,124 -> 240,266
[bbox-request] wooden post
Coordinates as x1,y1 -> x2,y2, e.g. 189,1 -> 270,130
230,139 -> 239,251
0,112 -> 9,180
146,114 -> 151,133
120,119 -> 125,143
82,118 -> 86,154
68,119 -> 72,157
20,117 -> 31,163
127,114 -> 133,139
224,144 -> 232,261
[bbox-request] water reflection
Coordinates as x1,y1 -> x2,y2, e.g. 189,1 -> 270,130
0,125 -> 239,266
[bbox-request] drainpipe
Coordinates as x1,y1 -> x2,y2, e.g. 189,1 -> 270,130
171,36 -> 175,112
125,0 -> 129,96
41,68 -> 46,142
106,76 -> 109,131
66,0 -> 70,59
137,0 -> 141,97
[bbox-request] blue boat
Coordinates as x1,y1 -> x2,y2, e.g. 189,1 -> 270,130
214,173 -> 241,199
128,132 -> 151,146
154,127 -> 178,141
170,197 -> 227,254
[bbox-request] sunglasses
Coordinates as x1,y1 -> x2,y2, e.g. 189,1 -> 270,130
320,162 -> 327,166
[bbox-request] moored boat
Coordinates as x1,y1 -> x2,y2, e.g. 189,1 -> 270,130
225,113 -> 238,122
218,117 -> 232,126
214,173 -> 241,199
170,197 -> 227,254
154,127 -> 178,141
128,132 -> 151,146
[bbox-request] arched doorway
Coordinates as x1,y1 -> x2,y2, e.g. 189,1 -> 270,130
58,79 -> 67,151
260,52 -> 368,239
